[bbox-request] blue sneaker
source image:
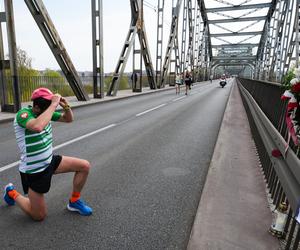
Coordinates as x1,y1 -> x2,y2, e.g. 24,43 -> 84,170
67,199 -> 92,216
4,183 -> 16,206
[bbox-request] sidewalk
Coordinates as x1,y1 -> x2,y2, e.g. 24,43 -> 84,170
0,85 -> 175,123
187,80 -> 280,249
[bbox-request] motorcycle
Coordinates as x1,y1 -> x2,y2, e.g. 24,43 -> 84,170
219,79 -> 227,88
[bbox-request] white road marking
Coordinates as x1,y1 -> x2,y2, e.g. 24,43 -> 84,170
135,104 -> 166,117
172,96 -> 186,102
1,83 -> 216,173
0,161 -> 20,173
0,124 -> 116,173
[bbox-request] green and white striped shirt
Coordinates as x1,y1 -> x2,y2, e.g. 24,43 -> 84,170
14,107 -> 61,174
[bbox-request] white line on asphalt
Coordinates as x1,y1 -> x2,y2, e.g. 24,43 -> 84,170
0,84 -> 215,173
135,104 -> 166,117
0,124 -> 116,173
0,161 -> 20,173
53,124 -> 116,150
172,96 -> 186,102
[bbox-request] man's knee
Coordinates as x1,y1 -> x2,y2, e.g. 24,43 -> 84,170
81,160 -> 91,173
31,210 -> 47,221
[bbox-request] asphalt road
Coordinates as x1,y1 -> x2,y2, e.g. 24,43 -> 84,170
0,80 -> 231,250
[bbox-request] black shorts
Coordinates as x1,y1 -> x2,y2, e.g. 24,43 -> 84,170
20,155 -> 62,194
185,81 -> 191,86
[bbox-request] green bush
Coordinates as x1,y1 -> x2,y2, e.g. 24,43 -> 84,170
282,68 -> 296,90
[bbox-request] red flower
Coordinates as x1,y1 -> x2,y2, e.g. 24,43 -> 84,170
291,82 -> 300,93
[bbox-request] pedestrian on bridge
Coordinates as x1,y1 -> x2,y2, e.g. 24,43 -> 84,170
175,72 -> 183,95
3,87 -> 93,221
185,70 -> 192,95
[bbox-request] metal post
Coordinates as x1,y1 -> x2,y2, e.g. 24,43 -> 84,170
180,0 -> 187,73
194,1 -> 200,80
107,0 -> 156,96
169,1 -> 180,86
132,33 -> 142,92
280,0 -> 294,77
0,4 -> 9,112
296,0 -> 300,68
91,0 -> 104,98
160,0 -> 183,87
5,0 -> 20,112
156,0 -> 164,88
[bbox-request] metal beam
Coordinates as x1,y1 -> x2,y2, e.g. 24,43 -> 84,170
155,0 -> 164,85
5,0 -> 20,111
211,43 -> 259,48
180,0 -> 188,73
0,0 -> 20,112
197,0 -> 212,58
208,16 -> 266,24
210,31 -> 262,37
212,62 -> 255,67
206,3 -> 272,12
169,1 -> 180,86
107,0 -> 156,96
257,0 -> 279,63
25,0 -> 89,101
160,0 -> 183,88
213,56 -> 256,60
91,0 -> 104,98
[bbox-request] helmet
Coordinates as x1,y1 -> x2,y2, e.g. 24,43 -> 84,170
31,87 -> 53,101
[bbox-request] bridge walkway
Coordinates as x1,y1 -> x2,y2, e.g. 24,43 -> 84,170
187,79 -> 280,249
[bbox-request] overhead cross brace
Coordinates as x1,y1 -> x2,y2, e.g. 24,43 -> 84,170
211,43 -> 259,48
211,31 -> 262,37
206,3 -> 272,12
208,16 -> 266,24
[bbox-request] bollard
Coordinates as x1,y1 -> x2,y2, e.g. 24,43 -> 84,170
269,202 -> 288,238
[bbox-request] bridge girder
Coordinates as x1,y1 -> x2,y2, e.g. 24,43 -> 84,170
208,16 -> 266,24
206,3 -> 272,13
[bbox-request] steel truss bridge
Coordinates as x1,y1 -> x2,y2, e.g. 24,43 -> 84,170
0,1 -> 300,248
0,0 -> 299,112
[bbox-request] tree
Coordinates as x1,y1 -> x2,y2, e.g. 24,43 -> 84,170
12,47 -> 39,77
43,68 -> 63,78
17,47 -> 32,69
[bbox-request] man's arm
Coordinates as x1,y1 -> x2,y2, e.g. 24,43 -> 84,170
58,97 -> 74,123
26,94 -> 61,132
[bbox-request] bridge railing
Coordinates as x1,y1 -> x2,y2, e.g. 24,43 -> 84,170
237,78 -> 300,249
2,75 -> 133,103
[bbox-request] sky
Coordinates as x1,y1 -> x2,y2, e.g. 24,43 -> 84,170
9,0 -> 172,73
5,0 -> 272,73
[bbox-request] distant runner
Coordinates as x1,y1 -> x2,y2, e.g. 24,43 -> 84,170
4,87 -> 92,221
185,70 -> 192,95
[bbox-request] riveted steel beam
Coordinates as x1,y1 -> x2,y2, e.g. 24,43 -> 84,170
210,31 -> 262,37
25,0 -> 89,101
208,16 -> 266,24
180,0 -> 187,74
91,0 -> 104,98
155,0 -> 164,85
107,0 -> 156,96
213,56 -> 256,60
160,0 -> 183,88
0,0 -> 20,112
211,43 -> 259,48
206,3 -> 272,12
169,0 -> 181,86
257,0 -> 279,79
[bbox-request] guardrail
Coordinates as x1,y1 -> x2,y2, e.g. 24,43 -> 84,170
237,78 -> 300,250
